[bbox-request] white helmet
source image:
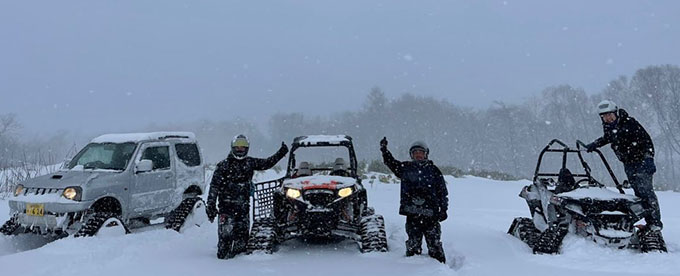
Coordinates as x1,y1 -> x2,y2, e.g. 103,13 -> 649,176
409,140 -> 429,160
597,100 -> 618,115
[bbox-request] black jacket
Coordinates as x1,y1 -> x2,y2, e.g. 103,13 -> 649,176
382,150 -> 448,218
593,109 -> 654,165
207,146 -> 287,215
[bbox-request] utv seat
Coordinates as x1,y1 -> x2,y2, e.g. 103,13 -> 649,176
295,161 -> 313,177
554,168 -> 577,194
330,158 -> 349,177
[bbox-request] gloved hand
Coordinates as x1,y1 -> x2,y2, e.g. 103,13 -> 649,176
380,137 -> 388,153
280,142 -> 289,154
438,211 -> 448,222
206,205 -> 217,223
585,143 -> 597,153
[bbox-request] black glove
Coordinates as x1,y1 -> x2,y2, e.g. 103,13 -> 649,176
206,205 -> 217,223
585,143 -> 597,153
438,211 -> 448,222
380,137 -> 388,153
280,142 -> 289,154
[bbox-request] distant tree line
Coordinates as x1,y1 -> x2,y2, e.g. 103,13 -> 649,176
2,64 -> 679,191
264,64 -> 680,191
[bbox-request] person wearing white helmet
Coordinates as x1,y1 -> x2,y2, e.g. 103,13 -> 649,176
585,100 -> 664,236
380,137 -> 448,263
206,134 -> 288,259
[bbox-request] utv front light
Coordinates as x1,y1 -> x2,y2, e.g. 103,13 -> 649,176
286,188 -> 301,199
62,187 -> 81,201
338,187 -> 353,198
14,184 -> 24,197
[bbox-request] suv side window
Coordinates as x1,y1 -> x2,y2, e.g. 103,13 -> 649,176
141,146 -> 171,170
175,143 -> 201,167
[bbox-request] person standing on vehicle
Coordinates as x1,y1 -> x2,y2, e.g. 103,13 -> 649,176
585,100 -> 663,233
206,134 -> 288,259
380,137 -> 448,263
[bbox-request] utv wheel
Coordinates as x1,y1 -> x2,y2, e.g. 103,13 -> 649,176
247,217 -> 279,254
165,197 -> 208,233
508,217 -> 541,250
0,215 -> 20,236
74,212 -> 128,238
359,214 -> 388,253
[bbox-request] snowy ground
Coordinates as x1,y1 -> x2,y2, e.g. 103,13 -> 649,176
1,173 -> 678,276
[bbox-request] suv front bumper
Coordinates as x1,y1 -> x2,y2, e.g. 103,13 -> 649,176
8,197 -> 94,234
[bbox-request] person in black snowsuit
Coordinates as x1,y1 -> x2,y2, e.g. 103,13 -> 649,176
585,100 -> 663,231
380,137 -> 448,263
206,134 -> 288,259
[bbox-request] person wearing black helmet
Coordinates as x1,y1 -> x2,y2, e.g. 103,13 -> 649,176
380,137 -> 448,263
585,100 -> 664,235
206,134 -> 288,259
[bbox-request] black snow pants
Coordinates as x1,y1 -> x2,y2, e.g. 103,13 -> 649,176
405,215 -> 446,263
624,158 -> 663,229
217,204 -> 250,259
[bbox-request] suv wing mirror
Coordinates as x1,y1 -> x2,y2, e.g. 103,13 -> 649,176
136,159 -> 154,173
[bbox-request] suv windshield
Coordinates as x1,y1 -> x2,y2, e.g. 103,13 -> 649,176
68,142 -> 137,171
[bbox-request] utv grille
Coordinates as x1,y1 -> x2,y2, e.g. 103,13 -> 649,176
304,190 -> 336,206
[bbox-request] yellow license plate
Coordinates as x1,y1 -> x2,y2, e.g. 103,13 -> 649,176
26,204 -> 45,217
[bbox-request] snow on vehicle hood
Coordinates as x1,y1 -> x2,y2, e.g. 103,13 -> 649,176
283,175 -> 357,190
91,132 -> 195,143
19,170 -> 119,189
557,187 -> 639,201
296,135 -> 350,145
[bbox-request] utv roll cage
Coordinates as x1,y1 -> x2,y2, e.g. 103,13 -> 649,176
252,135 -> 359,220
533,139 -> 625,194
286,135 -> 359,178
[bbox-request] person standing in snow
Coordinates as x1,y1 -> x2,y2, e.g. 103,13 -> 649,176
206,134 -> 288,259
380,137 -> 448,263
585,100 -> 664,234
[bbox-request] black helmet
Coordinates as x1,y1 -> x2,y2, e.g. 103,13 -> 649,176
409,140 -> 429,160
230,134 -> 250,160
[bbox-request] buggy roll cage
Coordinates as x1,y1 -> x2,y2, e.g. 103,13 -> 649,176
286,135 -> 359,179
533,139 -> 625,194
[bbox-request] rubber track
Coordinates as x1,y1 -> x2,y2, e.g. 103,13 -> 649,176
0,216 -> 20,235
359,214 -> 388,253
533,224 -> 568,254
508,217 -> 541,249
247,217 -> 278,254
639,229 -> 668,253
165,197 -> 202,232
74,212 -> 119,237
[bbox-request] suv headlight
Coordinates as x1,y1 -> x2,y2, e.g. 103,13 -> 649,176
286,188 -> 301,199
62,187 -> 82,201
338,187 -> 353,198
14,184 -> 24,197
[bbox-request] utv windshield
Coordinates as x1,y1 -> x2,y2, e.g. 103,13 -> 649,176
290,146 -> 353,176
68,142 -> 137,171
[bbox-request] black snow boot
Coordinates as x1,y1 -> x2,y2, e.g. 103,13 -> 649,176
406,247 -> 422,257
429,250 -> 446,264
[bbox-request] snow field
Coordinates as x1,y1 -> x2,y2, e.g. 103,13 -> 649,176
0,174 -> 678,276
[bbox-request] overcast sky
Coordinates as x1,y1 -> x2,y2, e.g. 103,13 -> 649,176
1,1 -> 679,136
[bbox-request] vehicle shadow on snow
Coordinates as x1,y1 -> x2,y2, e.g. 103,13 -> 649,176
276,236 -> 363,254
0,234 -> 58,256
